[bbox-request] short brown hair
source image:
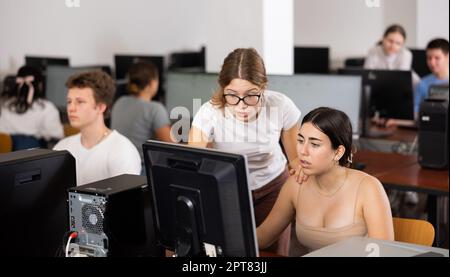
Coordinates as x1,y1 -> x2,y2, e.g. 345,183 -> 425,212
211,48 -> 268,108
127,61 -> 159,95
65,70 -> 115,118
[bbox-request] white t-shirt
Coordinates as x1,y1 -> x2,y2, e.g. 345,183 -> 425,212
0,99 -> 63,140
364,45 -> 412,71
53,130 -> 142,186
192,90 -> 301,190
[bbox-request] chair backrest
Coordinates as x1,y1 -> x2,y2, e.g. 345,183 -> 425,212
63,123 -> 80,137
393,217 -> 435,246
0,132 -> 12,153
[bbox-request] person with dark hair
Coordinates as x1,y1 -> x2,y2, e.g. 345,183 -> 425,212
188,48 -> 301,256
111,61 -> 172,167
414,38 -> 449,116
364,24 -> 413,71
53,70 -> 141,186
0,65 -> 63,149
257,107 -> 394,255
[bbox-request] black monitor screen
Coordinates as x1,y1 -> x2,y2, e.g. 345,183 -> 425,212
294,47 -> 329,74
25,56 -> 70,73
0,149 -> 76,256
114,55 -> 165,101
143,141 -> 258,257
410,48 -> 431,78
338,69 -> 414,120
169,48 -> 205,71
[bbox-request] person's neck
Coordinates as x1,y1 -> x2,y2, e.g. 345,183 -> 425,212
138,89 -> 153,102
80,119 -> 110,149
314,165 -> 347,194
435,69 -> 449,80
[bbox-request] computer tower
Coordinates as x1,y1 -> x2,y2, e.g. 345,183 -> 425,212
67,174 -> 163,257
418,99 -> 448,169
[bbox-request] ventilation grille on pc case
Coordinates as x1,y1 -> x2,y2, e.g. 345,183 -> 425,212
81,203 -> 105,235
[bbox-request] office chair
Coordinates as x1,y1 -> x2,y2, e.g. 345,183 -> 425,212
393,217 -> 435,246
0,133 -> 12,153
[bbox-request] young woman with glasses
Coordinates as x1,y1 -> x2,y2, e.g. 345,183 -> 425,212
189,48 -> 301,256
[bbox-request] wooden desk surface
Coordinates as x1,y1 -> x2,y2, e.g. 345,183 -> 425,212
354,150 -> 417,176
354,150 -> 448,195
367,125 -> 417,143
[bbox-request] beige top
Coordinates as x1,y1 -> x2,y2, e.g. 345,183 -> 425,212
295,177 -> 368,252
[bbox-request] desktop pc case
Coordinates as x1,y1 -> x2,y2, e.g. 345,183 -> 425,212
418,99 -> 448,169
67,174 -> 163,257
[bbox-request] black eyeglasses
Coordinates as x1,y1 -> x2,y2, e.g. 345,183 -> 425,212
223,93 -> 262,106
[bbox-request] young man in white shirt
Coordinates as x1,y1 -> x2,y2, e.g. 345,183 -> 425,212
54,70 -> 141,186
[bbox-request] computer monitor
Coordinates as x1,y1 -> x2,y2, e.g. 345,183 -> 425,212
410,48 -> 431,78
294,47 -> 329,74
338,69 -> 414,120
143,141 -> 258,257
168,47 -> 205,71
114,55 -> 165,101
0,149 -> 76,256
25,56 -> 70,74
45,65 -> 107,110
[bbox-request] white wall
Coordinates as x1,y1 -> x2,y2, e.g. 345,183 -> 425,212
1,0 -> 448,79
0,0 -> 207,78
294,0 -> 449,69
205,0 -> 263,73
294,0 -> 384,69
384,0 -> 417,48
417,0 -> 449,48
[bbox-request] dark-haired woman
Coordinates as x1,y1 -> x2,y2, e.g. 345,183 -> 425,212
0,65 -> 63,149
188,48 -> 301,256
257,107 -> 394,255
111,61 -> 172,165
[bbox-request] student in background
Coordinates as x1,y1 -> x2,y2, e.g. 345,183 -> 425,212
364,24 -> 418,128
257,107 -> 394,255
54,70 -> 141,186
414,38 -> 449,117
189,48 -> 301,256
364,24 -> 413,71
111,61 -> 172,167
0,65 -> 63,150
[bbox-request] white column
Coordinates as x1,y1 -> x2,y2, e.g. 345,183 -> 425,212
205,0 -> 293,75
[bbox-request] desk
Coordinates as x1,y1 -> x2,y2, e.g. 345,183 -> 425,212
358,126 -> 417,153
354,150 -> 449,246
303,237 -> 449,257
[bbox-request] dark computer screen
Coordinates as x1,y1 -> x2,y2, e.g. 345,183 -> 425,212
410,48 -> 431,78
0,149 -> 76,256
143,141 -> 258,257
294,47 -> 330,74
168,47 -> 205,71
338,69 -> 414,120
25,56 -> 70,73
114,55 -> 165,101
